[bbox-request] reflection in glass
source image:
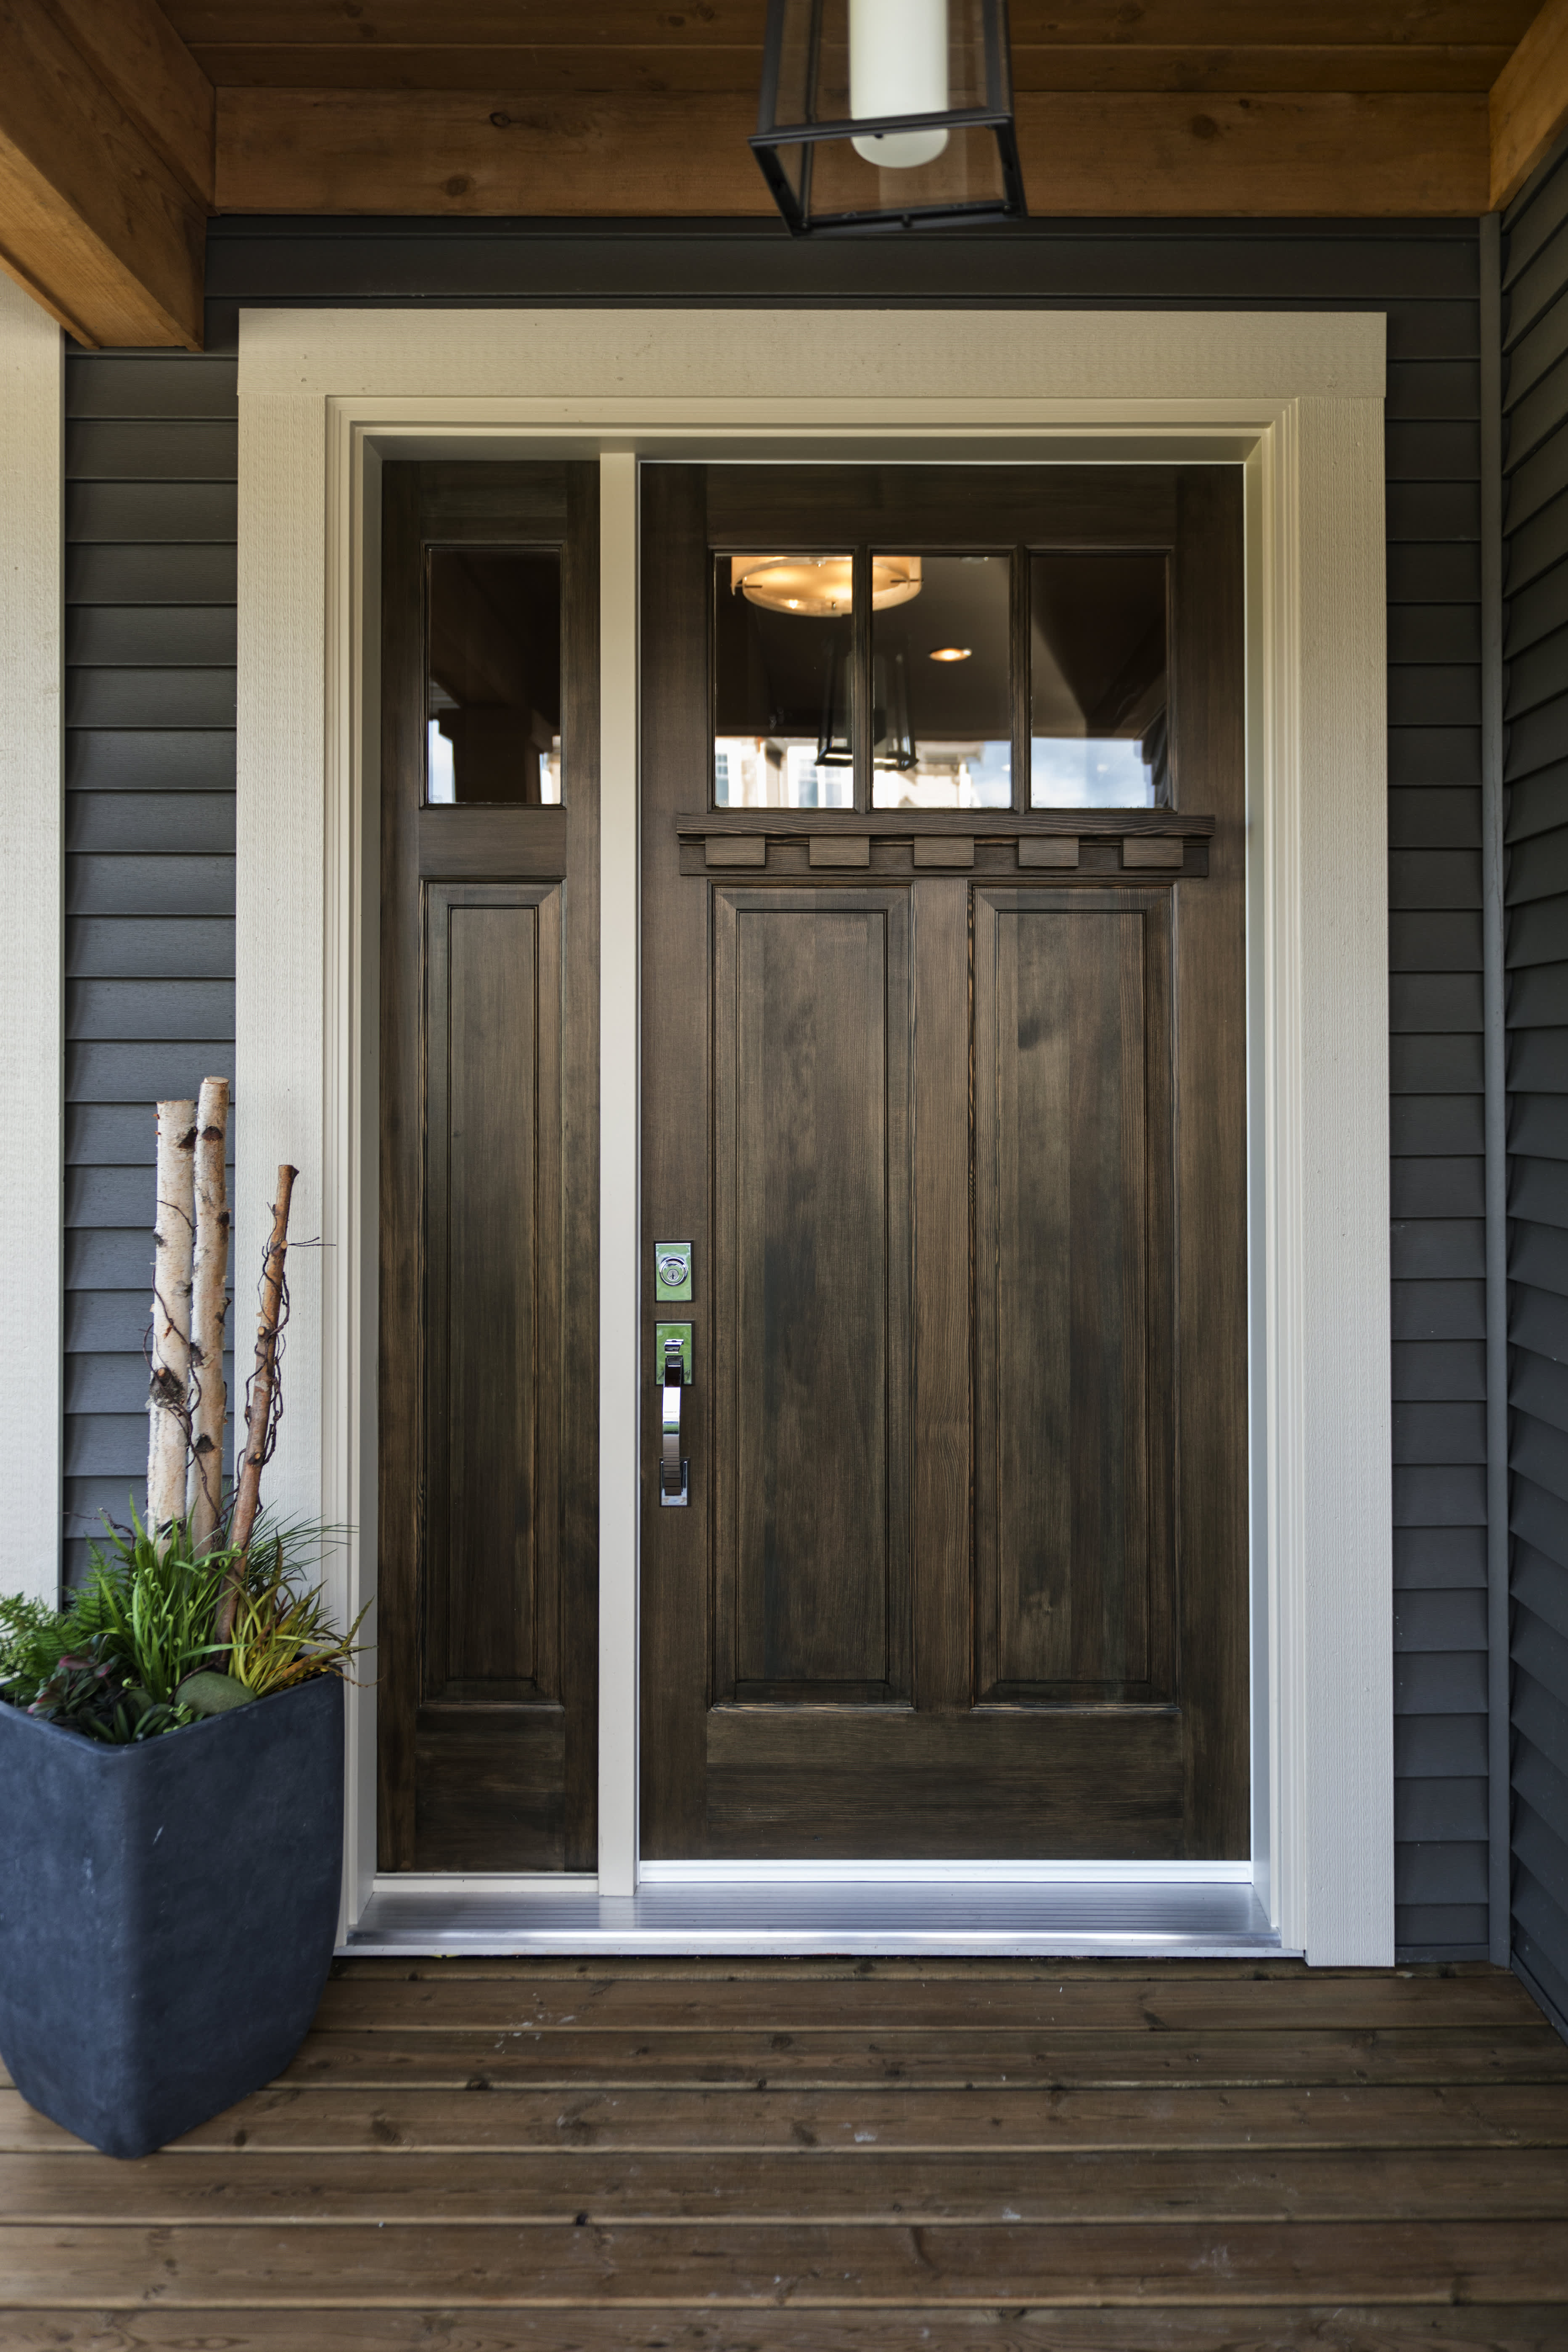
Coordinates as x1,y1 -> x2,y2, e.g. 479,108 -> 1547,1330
1030,553 -> 1168,809
426,548 -> 561,805
713,553 -> 857,807
871,553 -> 1011,809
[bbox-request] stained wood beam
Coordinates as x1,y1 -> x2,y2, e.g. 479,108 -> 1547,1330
0,0 -> 210,349
215,87 -> 1489,219
1492,0 -> 1568,211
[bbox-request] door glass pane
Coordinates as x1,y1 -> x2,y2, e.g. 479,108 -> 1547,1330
871,552 -> 1011,808
1030,553 -> 1168,808
426,548 -> 562,805
714,554 -> 856,807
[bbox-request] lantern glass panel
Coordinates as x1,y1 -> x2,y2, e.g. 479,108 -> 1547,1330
804,126 -> 1008,225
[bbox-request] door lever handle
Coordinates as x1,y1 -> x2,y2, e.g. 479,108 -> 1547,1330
660,1333 -> 689,1507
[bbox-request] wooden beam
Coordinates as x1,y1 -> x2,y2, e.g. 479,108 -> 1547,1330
50,0 -> 214,208
215,87 -> 1489,219
1492,0 -> 1568,211
0,0 -> 208,349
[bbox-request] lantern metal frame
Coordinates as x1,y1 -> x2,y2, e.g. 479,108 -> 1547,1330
750,0 -> 1026,237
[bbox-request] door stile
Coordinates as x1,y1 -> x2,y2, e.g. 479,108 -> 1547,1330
1171,465 -> 1249,1857
912,873 -> 973,1712
640,464 -> 712,1858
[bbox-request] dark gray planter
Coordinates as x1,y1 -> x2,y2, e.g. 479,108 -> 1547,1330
0,1672 -> 343,2158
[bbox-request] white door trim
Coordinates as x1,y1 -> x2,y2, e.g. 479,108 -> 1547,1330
235,305 -> 1391,1965
0,277 -> 63,1610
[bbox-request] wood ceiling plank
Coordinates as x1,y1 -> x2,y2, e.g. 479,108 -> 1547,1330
48,0 -> 214,206
214,86 -> 1488,218
166,1 -> 1538,45
0,0 -> 205,347
186,43 -> 1514,98
1493,0 -> 1568,210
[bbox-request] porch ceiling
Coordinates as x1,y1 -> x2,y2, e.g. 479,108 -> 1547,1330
0,2 -> 1562,344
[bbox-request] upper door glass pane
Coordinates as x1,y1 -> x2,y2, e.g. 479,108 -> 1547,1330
1029,553 -> 1168,808
426,548 -> 562,805
714,554 -> 855,807
871,552 -> 1011,809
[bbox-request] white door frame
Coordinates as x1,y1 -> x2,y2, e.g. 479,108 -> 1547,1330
234,306 -> 1392,1966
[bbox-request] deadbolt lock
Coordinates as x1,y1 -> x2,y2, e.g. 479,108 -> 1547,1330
654,1242 -> 693,1302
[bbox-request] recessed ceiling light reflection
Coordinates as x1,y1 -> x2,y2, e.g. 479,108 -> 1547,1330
929,647 -> 972,662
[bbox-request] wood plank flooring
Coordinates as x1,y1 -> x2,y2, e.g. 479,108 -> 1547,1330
3,1957 -> 1568,2349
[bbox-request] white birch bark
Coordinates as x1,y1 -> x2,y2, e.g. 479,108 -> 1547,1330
147,1097 -> 197,1532
187,1076 -> 231,1548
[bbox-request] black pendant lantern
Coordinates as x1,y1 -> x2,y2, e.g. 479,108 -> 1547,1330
751,0 -> 1025,236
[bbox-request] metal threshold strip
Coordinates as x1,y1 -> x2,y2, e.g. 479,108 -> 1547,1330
343,1865 -> 1285,1958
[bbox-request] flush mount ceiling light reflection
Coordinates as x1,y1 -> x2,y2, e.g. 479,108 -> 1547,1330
731,555 -> 923,615
750,0 -> 1026,236
929,646 -> 972,661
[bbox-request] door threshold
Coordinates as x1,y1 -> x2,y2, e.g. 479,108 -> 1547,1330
343,1870 -> 1284,1957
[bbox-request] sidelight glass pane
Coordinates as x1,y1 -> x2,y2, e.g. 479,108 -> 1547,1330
1029,552 -> 1168,807
426,547 -> 562,805
714,553 -> 856,807
870,553 -> 1011,809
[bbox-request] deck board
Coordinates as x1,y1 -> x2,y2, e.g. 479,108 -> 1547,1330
2,1959 -> 1566,2347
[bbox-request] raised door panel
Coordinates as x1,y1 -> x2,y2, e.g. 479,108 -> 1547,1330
379,457 -> 598,1877
416,879 -> 565,1869
974,888 -> 1174,1707
423,883 -> 561,1702
711,887 -> 913,1706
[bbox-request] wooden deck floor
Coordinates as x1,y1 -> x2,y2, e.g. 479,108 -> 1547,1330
3,1958 -> 1568,2348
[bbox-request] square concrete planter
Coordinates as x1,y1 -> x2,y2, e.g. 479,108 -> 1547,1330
0,1672 -> 343,2157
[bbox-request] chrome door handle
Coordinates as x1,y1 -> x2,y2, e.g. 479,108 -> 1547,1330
660,1332 -> 689,1507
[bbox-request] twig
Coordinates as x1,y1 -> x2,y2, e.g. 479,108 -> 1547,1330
215,1166 -> 297,1646
188,1077 -> 231,1551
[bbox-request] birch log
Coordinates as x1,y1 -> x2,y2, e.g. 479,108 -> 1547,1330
147,1098 -> 197,1532
187,1076 -> 231,1549
216,1165 -> 297,1644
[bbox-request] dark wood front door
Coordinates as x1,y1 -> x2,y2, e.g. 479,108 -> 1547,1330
640,463 -> 1246,1860
377,462 -> 599,1872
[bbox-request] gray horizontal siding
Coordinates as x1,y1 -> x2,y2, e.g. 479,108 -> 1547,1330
62,356 -> 238,1588
58,222 -> 1489,1920
1505,145 -> 1568,2032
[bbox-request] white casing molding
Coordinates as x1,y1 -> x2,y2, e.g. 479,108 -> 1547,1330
0,278 -> 63,1606
236,306 -> 1392,1966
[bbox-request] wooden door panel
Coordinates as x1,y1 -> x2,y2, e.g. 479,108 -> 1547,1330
424,883 -> 561,1703
713,888 -> 913,1705
705,1707 -> 1185,1861
974,891 -> 1173,1706
642,462 -> 1245,1863
379,461 -> 598,1875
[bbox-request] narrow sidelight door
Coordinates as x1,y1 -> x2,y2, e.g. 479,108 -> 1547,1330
378,463 -> 599,1871
640,464 -> 1246,1860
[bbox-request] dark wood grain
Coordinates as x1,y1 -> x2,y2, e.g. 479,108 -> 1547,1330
712,887 -> 912,1706
422,883 -> 555,1702
680,810 -> 1215,838
641,462 -> 1244,1860
6,1958 -> 1567,2340
644,458 -> 1241,1853
974,890 -> 1169,1705
378,460 -> 598,1874
1170,464 -> 1249,1859
638,464 -> 713,1860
